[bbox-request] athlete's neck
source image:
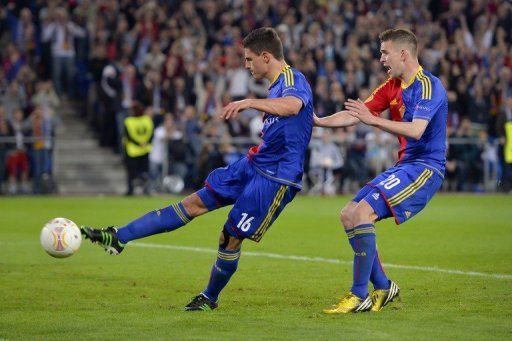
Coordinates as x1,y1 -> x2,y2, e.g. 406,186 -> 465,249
400,61 -> 421,84
266,60 -> 288,83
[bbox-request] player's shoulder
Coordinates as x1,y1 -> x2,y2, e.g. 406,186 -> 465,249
376,77 -> 401,92
415,68 -> 446,100
283,66 -> 311,93
286,66 -> 308,85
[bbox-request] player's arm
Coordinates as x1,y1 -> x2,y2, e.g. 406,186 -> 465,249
314,80 -> 393,128
220,97 -> 302,120
345,98 -> 428,140
313,111 -> 360,128
345,99 -> 429,140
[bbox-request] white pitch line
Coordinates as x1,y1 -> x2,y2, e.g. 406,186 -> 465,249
131,242 -> 512,280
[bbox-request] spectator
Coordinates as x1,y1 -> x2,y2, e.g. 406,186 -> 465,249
1,0 -> 510,194
27,107 -> 46,193
448,118 -> 482,191
6,109 -> 29,194
309,129 -> 343,196
194,74 -> 221,122
8,8 -> 37,66
365,127 -> 397,178
99,62 -> 122,149
31,81 -> 59,175
1,80 -> 27,120
31,81 -> 60,120
149,113 -> 182,192
498,95 -> 512,192
142,41 -> 166,74
42,7 -> 86,97
123,103 -> 154,196
0,107 -> 13,193
3,43 -> 25,82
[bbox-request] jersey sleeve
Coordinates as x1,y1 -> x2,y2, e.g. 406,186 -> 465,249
364,80 -> 392,116
412,79 -> 446,122
282,72 -> 311,107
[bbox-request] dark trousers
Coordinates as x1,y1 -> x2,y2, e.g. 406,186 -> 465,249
125,154 -> 149,195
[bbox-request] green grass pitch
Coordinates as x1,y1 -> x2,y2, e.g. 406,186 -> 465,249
1,194 -> 511,340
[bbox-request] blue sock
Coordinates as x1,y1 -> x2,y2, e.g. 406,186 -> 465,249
346,226 -> 388,291
116,202 -> 192,243
370,251 -> 390,290
202,248 -> 241,302
345,228 -> 355,249
350,224 -> 377,299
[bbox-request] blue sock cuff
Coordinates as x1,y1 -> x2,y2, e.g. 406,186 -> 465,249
167,204 -> 191,224
353,224 -> 375,238
217,247 -> 241,261
197,186 -> 221,211
345,228 -> 355,239
177,202 -> 192,221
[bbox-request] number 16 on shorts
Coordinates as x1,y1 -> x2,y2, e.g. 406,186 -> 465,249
237,213 -> 254,232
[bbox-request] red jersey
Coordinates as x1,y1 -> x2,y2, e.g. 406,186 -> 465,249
364,78 -> 407,160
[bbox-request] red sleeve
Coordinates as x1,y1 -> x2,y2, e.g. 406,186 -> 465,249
364,79 -> 393,116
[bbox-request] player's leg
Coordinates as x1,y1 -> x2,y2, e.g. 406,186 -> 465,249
185,172 -> 297,311
81,191 -> 211,254
349,199 -> 380,298
185,229 -> 243,311
370,165 -> 443,311
82,158 -> 248,254
340,191 -> 390,289
352,189 -> 403,312
325,170 -> 398,314
324,198 -> 376,314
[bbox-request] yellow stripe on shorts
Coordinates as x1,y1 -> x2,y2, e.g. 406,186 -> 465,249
253,185 -> 287,241
388,169 -> 433,207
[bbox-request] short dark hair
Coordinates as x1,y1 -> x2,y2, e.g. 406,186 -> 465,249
242,27 -> 284,60
379,28 -> 418,57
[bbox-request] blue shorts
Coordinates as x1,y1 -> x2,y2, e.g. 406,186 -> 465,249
201,157 -> 297,242
353,163 -> 443,224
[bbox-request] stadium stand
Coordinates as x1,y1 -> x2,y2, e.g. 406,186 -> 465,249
0,0 -> 510,195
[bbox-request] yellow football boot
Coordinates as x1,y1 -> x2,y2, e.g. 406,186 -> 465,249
370,280 -> 400,312
323,292 -> 372,314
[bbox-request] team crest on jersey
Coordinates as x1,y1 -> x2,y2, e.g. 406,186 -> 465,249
399,104 -> 405,116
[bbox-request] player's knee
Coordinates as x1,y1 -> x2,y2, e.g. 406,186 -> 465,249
218,228 -> 242,251
181,193 -> 208,218
218,229 -> 228,248
352,201 -> 375,225
340,207 -> 353,229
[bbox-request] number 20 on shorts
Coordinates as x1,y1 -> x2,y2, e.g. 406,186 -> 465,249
379,174 -> 401,189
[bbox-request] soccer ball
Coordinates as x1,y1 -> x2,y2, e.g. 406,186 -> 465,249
40,218 -> 82,258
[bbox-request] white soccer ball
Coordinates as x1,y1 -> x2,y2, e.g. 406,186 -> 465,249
40,218 -> 82,258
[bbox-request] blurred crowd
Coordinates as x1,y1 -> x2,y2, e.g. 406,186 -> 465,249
0,0 -> 511,195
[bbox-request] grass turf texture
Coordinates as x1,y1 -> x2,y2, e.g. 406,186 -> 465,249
1,194 -> 511,340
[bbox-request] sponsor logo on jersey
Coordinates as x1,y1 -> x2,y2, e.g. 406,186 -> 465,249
263,116 -> 280,126
372,193 -> 380,200
405,211 -> 411,218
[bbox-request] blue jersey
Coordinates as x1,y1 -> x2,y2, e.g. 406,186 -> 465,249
247,65 -> 314,189
400,67 -> 448,175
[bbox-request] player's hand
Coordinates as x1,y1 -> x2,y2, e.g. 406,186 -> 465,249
312,113 -> 322,127
220,99 -> 251,120
345,99 -> 377,126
